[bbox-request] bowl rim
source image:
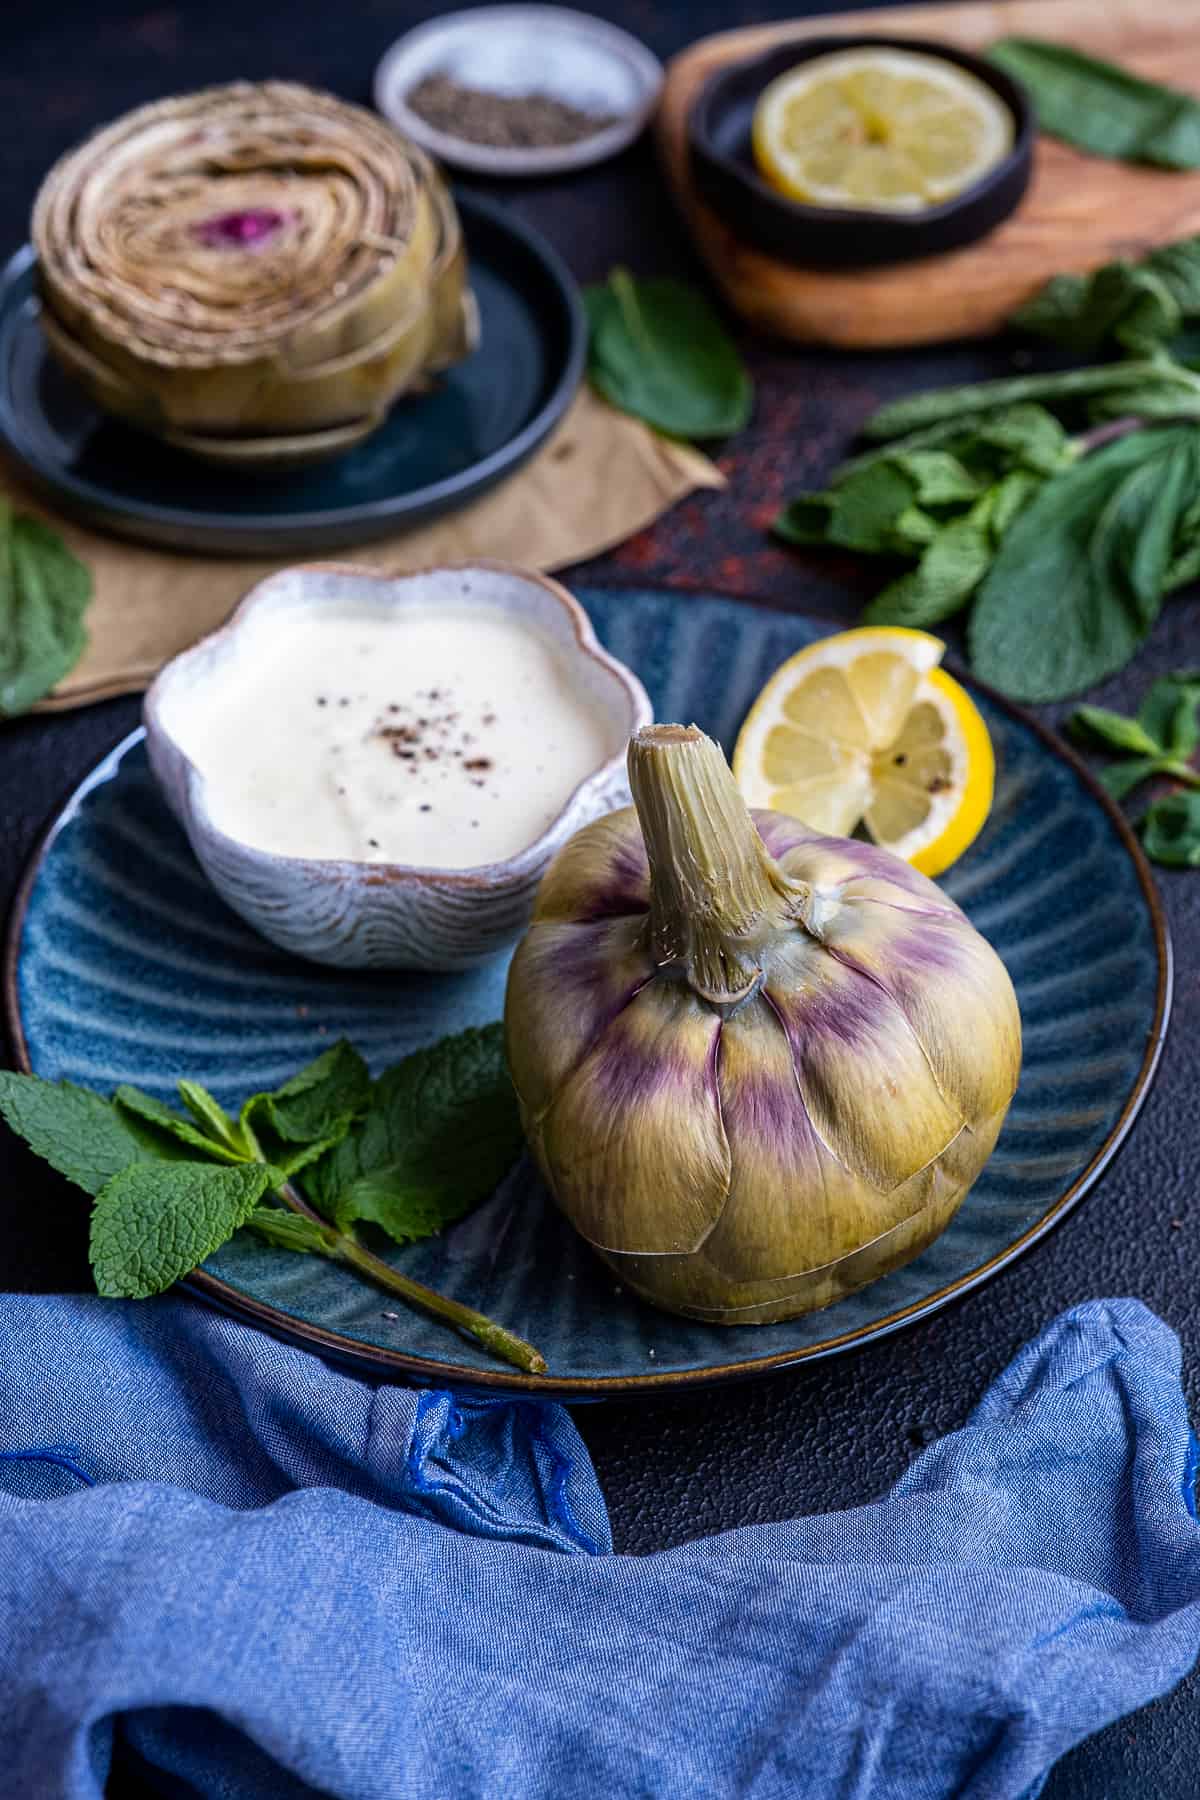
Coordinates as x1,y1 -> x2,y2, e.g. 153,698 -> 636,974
688,32 -> 1035,235
373,3 -> 665,178
142,558 -> 652,890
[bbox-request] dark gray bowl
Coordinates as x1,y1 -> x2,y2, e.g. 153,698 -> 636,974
689,35 -> 1035,270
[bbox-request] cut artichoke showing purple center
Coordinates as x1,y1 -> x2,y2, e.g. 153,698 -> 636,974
191,207 -> 290,248
504,724 -> 1021,1326
30,82 -> 478,465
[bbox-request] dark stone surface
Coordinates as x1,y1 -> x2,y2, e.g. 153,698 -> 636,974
1,2 -> 1198,1795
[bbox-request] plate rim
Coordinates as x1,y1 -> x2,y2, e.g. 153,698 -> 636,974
2,616 -> 1173,1396
0,194 -> 587,553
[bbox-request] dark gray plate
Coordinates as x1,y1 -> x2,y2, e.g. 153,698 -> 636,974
4,588 -> 1172,1394
0,194 -> 585,555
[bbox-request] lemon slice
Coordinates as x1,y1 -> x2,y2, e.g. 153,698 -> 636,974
732,626 -> 993,878
751,47 -> 1014,212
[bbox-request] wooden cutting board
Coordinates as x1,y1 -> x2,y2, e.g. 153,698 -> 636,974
656,0 -> 1200,347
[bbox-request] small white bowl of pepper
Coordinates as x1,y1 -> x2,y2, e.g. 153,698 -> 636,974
374,4 -> 663,177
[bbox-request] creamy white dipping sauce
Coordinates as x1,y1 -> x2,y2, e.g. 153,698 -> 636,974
185,605 -> 615,867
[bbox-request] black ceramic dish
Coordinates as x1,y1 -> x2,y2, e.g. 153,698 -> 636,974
689,35 -> 1034,270
0,194 -> 585,556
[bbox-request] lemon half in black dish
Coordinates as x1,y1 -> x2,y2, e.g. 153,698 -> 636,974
689,35 -> 1034,269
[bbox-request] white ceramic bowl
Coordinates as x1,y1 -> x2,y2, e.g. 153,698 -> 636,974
374,5 -> 664,178
144,562 -> 652,970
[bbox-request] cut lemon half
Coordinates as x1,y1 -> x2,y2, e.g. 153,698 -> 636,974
732,626 -> 993,878
751,47 -> 1014,212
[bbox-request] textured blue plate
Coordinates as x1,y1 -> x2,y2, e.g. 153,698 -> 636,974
6,588 -> 1171,1393
0,195 -> 584,556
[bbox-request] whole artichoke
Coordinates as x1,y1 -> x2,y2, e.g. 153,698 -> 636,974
505,725 -> 1021,1324
31,82 -> 476,466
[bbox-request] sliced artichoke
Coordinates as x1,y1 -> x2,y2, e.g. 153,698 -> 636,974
31,82 -> 477,462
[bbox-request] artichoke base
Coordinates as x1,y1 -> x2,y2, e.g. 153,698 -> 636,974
596,1164 -> 970,1326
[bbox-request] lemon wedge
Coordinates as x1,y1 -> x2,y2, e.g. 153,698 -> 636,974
732,626 -> 993,877
751,47 -> 1014,212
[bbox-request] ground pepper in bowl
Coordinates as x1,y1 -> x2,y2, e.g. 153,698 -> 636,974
405,73 -> 617,149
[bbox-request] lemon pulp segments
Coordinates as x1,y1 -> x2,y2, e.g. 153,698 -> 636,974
732,627 -> 994,878
751,47 -> 1014,212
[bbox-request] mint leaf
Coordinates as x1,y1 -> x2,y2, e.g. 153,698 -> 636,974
863,363 -> 1196,442
305,1024 -> 522,1248
176,1080 -> 249,1155
865,510 -> 992,629
972,407 -> 1073,477
1070,707 -> 1163,757
89,1160 -> 273,1297
0,1073 -> 162,1195
1013,261 -> 1184,357
1137,674 -> 1200,758
989,39 -> 1200,171
822,461 -> 919,552
892,451 -> 981,506
0,503 -> 93,717
1098,756 -> 1179,802
115,1085 -> 248,1164
969,427 -> 1200,701
773,494 -> 834,545
1141,790 -> 1200,866
241,1039 -> 370,1146
987,470 -> 1043,540
584,269 -> 752,440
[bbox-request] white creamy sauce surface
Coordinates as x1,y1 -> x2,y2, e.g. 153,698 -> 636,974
183,605 -> 615,867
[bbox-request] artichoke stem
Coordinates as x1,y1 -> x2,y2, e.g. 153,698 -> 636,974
627,725 -> 807,1013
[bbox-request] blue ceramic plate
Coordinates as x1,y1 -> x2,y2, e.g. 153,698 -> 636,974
0,195 -> 584,556
6,588 -> 1171,1394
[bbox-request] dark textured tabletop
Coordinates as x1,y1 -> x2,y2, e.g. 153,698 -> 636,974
2,1 -> 1198,1794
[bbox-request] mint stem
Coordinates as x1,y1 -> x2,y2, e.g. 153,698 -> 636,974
273,1181 -> 547,1376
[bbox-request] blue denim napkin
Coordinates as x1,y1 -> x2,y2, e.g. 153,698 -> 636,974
0,1294 -> 1197,1800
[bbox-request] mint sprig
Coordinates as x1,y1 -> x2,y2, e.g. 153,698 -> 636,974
0,1027 -> 544,1375
771,232 -> 1200,702
1069,671 -> 1200,865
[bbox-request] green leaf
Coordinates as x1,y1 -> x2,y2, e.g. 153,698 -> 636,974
1070,705 -> 1163,757
972,407 -> 1073,477
114,1085 -> 249,1164
1141,790 -> 1200,865
1137,675 -> 1200,758
240,1039 -> 370,1146
863,362 -> 1197,441
864,509 -> 992,628
244,1206 -> 334,1254
305,1024 -> 523,1248
1098,756 -> 1177,802
773,494 -> 834,545
584,269 -> 752,440
89,1160 -> 273,1298
0,502 -> 93,717
989,39 -> 1200,170
176,1080 -> 248,1155
1013,261 -> 1185,357
988,469 -> 1043,541
1165,536 -> 1200,592
823,461 -> 920,551
969,427 -> 1200,701
891,451 -> 981,506
0,1072 -> 162,1196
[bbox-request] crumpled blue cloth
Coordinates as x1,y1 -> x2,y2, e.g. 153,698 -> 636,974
0,1296 -> 1197,1800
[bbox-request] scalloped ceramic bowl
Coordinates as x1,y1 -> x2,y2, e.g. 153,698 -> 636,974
143,561 -> 652,970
